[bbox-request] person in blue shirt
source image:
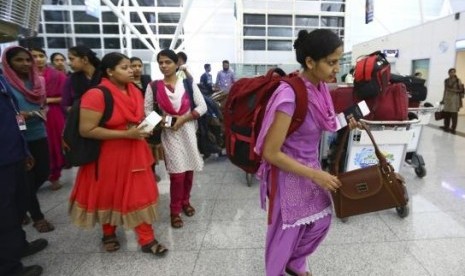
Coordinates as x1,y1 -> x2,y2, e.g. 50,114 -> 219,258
1,46 -> 55,233
199,63 -> 214,95
0,74 -> 48,276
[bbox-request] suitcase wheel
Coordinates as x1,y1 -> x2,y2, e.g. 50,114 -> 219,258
340,217 -> 348,223
396,205 -> 409,218
414,165 -> 426,178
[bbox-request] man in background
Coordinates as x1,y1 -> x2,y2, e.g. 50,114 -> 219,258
215,60 -> 235,93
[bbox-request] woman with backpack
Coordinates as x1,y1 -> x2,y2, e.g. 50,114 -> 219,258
144,49 -> 207,229
68,52 -> 168,256
1,46 -> 55,233
254,29 -> 359,276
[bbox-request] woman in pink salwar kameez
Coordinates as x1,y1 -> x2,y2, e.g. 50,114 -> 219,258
31,48 -> 67,191
255,29 -> 359,276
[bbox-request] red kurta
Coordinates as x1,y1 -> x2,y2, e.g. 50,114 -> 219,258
69,78 -> 158,229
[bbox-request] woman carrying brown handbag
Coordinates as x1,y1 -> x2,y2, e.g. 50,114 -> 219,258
441,68 -> 463,134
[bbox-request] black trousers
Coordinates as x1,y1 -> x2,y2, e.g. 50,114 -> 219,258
0,161 -> 29,276
443,111 -> 458,131
26,138 -> 50,221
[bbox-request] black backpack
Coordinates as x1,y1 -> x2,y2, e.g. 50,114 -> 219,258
62,86 -> 113,168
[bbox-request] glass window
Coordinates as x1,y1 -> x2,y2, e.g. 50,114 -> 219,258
43,10 -> 70,22
159,39 -> 182,49
159,26 -> 177,35
244,39 -> 265,50
322,0 -> 344,2
134,25 -> 149,35
158,13 -> 180,23
45,24 -> 71,34
71,0 -> 85,4
321,3 -> 345,12
104,38 -> 120,49
243,27 -> 266,36
43,0 -> 69,4
138,0 -> 156,6
103,25 -> 120,34
75,38 -> 101,48
295,15 -> 319,26
74,24 -> 100,34
268,27 -> 292,37
267,40 -> 292,51
73,11 -> 99,23
133,39 -> 149,49
268,15 -> 292,26
47,37 -> 72,48
321,16 -> 344,27
157,0 -> 181,6
244,14 -> 265,25
102,12 -> 118,23
18,37 -> 45,49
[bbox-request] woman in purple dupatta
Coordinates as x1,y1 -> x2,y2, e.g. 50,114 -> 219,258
254,30 -> 358,276
31,48 -> 67,191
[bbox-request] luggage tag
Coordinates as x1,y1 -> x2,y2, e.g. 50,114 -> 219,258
16,114 -> 27,131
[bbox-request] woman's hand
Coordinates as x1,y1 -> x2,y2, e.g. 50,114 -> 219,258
25,155 -> 35,171
347,116 -> 363,130
171,115 -> 188,131
126,124 -> 150,140
310,170 -> 341,192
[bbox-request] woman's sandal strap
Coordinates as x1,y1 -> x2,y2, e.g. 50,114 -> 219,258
171,215 -> 184,228
102,235 -> 120,252
142,240 -> 168,256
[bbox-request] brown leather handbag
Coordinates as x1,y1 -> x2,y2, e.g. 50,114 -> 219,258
331,123 -> 409,219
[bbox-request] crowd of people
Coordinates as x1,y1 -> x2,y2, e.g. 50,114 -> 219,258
1,28 -> 461,276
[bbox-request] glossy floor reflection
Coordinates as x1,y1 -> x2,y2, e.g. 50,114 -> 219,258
22,118 -> 465,276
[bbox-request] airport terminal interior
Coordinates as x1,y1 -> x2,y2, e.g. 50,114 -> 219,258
21,120 -> 465,276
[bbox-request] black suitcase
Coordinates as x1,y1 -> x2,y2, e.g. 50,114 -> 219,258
390,74 -> 427,102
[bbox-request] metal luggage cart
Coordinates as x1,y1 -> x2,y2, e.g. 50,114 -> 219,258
404,106 -> 438,177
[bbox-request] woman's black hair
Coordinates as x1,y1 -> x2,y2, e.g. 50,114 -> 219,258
293,29 -> 343,69
50,52 -> 65,63
5,47 -> 30,66
130,57 -> 143,63
30,47 -> 46,55
272,67 -> 286,77
177,51 -> 188,63
100,52 -> 130,78
448,68 -> 456,74
68,45 -> 101,69
156,49 -> 178,63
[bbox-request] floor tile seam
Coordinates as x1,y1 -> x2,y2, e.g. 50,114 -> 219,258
197,247 -> 265,252
42,200 -> 67,214
426,124 -> 465,137
68,252 -> 93,276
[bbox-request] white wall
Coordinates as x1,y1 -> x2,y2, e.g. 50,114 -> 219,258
352,12 -> 465,105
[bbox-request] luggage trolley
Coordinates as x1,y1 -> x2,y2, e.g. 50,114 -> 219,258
404,106 -> 438,177
341,118 -> 419,219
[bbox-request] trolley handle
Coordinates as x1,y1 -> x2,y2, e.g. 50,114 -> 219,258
407,107 -> 439,112
360,118 -> 420,126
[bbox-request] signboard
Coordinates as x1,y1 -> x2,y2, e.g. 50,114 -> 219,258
383,49 -> 400,58
365,0 -> 374,24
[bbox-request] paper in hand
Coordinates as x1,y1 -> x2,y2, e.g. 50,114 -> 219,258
138,111 -> 162,132
335,100 -> 370,130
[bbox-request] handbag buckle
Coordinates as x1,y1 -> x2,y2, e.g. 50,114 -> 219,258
356,183 -> 369,193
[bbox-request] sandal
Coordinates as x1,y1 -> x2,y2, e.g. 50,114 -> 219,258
141,239 -> 168,257
285,267 -> 312,276
102,235 -> 120,252
182,204 -> 196,217
32,219 -> 55,233
170,214 -> 184,228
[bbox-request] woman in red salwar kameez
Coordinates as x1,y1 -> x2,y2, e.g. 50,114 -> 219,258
68,52 -> 167,256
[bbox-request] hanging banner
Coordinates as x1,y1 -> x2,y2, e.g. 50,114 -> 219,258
365,0 -> 374,24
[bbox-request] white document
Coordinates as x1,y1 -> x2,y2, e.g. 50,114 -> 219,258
138,111 -> 162,132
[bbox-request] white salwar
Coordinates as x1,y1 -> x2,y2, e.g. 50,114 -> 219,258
144,79 -> 207,173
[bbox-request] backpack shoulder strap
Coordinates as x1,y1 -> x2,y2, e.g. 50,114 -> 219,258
183,78 -> 196,110
95,85 -> 114,125
281,76 -> 307,136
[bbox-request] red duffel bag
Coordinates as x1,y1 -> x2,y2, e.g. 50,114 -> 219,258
365,82 -> 409,121
330,86 -> 357,114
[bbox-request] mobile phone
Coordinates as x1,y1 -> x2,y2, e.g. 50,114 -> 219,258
165,115 -> 177,127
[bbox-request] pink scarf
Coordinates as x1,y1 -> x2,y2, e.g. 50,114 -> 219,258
155,80 -> 191,115
42,66 -> 67,98
1,46 -> 46,105
302,77 -> 338,132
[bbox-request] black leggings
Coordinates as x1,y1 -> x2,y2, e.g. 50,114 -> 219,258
26,138 -> 50,221
443,111 -> 458,131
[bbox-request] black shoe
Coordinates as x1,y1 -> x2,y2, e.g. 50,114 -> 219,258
22,239 -> 48,258
16,265 -> 43,276
440,126 -> 449,132
450,129 -> 456,134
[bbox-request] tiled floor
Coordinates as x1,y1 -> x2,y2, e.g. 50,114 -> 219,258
22,116 -> 465,276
